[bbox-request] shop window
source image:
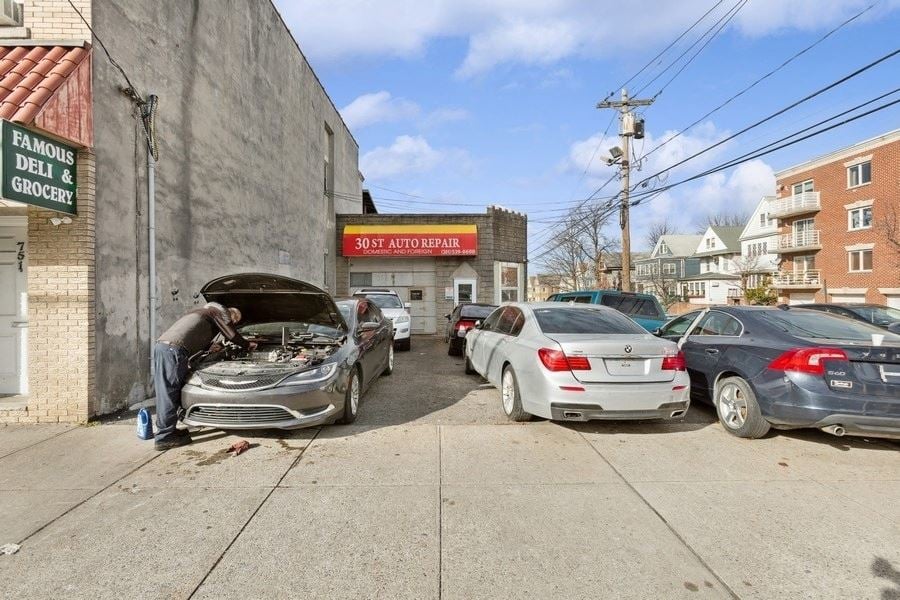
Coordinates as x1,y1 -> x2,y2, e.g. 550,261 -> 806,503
350,272 -> 372,287
498,262 -> 520,302
847,161 -> 871,188
848,206 -> 873,231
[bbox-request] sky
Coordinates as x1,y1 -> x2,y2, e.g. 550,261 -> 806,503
274,0 -> 900,266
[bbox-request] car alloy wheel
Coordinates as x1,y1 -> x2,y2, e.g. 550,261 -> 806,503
501,369 -> 516,415
349,371 -> 360,415
717,381 -> 747,429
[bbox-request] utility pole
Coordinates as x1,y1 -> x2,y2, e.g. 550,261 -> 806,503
597,89 -> 653,292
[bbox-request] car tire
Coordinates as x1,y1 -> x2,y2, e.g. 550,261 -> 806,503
448,339 -> 462,356
715,376 -> 770,439
501,365 -> 532,422
383,344 -> 394,376
464,355 -> 476,375
338,367 -> 361,424
395,338 -> 411,352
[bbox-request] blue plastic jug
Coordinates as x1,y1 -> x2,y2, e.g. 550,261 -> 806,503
136,408 -> 154,440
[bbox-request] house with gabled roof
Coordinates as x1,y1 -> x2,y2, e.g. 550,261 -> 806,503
738,197 -> 780,290
679,226 -> 744,305
634,234 -> 701,304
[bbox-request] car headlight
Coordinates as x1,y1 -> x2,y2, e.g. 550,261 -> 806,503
281,362 -> 339,386
187,372 -> 202,386
394,315 -> 410,324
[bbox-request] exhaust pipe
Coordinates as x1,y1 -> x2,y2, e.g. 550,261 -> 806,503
563,411 -> 583,420
670,410 -> 685,419
822,424 -> 846,437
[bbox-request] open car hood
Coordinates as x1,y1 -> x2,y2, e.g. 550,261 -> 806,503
200,273 -> 347,332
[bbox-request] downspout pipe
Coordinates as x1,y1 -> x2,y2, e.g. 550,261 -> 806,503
148,139 -> 156,377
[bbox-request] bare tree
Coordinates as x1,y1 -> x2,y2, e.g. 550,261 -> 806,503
732,254 -> 776,305
539,205 -> 618,290
646,267 -> 682,308
694,210 -> 751,233
645,221 -> 676,251
878,203 -> 900,277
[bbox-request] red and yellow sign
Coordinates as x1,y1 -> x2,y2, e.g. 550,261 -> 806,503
343,224 -> 478,257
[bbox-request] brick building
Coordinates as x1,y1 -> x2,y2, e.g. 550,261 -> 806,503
770,129 -> 900,307
0,1 -> 361,422
335,207 -> 527,334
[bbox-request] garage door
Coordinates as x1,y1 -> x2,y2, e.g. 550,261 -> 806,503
349,258 -> 438,334
886,296 -> 900,310
830,293 -> 866,304
788,293 -> 815,305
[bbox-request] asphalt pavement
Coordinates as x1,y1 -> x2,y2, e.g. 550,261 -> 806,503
1,336 -> 898,599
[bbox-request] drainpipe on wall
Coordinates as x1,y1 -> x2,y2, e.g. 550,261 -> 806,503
148,140 -> 156,377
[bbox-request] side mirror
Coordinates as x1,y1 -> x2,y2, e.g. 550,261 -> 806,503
445,314 -> 451,320
357,322 -> 379,333
404,302 -> 411,309
474,320 -> 483,329
652,328 -> 662,337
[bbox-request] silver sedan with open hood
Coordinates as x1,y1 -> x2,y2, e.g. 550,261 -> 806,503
181,273 -> 394,430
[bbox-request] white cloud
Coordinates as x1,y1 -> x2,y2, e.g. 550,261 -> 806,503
692,159 -> 776,216
360,135 -> 469,180
340,91 -> 420,130
421,108 -> 470,128
278,0 -> 898,77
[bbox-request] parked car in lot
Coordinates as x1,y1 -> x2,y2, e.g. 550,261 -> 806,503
800,303 -> 900,334
353,287 -> 412,350
465,302 -> 690,422
444,302 -> 497,356
181,274 -> 393,430
655,306 -> 900,440
548,289 -> 668,332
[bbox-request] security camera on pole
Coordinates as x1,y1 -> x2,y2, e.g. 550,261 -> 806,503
597,89 -> 652,292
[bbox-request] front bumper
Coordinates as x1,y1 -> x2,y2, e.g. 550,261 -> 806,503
181,373 -> 344,430
392,324 -> 410,340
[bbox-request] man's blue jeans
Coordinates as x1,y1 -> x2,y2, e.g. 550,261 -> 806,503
153,342 -> 189,442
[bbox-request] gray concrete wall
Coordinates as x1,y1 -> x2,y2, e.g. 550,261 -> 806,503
91,0 -> 360,412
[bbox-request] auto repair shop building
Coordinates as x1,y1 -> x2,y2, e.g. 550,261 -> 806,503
335,207 -> 528,334
0,1 -> 360,423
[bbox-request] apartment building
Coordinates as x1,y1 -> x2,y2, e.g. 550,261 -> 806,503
769,129 -> 900,307
527,274 -> 561,302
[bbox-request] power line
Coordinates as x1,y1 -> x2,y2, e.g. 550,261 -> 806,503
599,0 -> 728,104
640,0 -> 881,161
633,0 -> 745,98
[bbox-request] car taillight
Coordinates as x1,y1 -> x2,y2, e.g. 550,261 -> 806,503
768,347 -> 848,375
538,348 -> 591,371
457,319 -> 476,331
661,351 -> 686,371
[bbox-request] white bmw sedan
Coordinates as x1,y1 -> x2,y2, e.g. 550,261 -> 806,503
464,302 -> 690,422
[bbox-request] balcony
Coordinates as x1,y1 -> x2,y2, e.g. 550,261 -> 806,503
768,192 -> 821,218
776,230 -> 821,253
772,269 -> 822,289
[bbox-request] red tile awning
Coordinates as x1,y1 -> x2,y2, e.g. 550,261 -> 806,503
0,44 -> 93,147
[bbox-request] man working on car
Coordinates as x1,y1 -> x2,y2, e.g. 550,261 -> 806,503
153,302 -> 252,450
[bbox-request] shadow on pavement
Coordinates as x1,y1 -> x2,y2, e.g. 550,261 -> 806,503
873,557 -> 900,600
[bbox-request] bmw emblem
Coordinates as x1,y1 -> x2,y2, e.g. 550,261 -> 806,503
624,345 -> 632,353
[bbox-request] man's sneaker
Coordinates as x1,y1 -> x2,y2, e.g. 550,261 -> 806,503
154,429 -> 191,451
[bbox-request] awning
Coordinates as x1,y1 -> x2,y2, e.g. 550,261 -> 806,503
0,43 -> 93,147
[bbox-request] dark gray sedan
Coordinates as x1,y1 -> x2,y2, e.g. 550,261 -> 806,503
181,274 -> 393,430
657,306 -> 900,440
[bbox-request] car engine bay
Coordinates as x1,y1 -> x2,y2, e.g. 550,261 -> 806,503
194,328 -> 343,375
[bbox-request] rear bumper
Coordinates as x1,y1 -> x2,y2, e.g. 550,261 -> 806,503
811,414 -> 900,440
550,400 -> 689,422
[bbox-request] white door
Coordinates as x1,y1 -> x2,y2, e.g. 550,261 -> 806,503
886,296 -> 900,309
454,278 -> 477,305
788,293 -> 815,306
831,293 -> 866,304
0,224 -> 28,395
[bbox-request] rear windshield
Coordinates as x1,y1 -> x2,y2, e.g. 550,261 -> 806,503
460,305 -> 496,319
600,295 -> 662,318
533,307 -> 645,335
758,310 -> 900,343
358,294 -> 403,309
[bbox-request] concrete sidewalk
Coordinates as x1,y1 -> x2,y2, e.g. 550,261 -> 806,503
1,418 -> 898,599
1,338 -> 898,599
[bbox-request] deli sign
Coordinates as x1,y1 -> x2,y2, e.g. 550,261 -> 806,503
1,121 -> 77,215
343,224 -> 477,257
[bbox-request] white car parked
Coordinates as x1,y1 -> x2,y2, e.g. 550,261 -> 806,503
464,302 -> 690,422
353,288 -> 412,351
